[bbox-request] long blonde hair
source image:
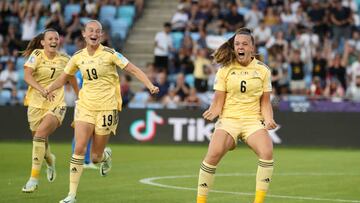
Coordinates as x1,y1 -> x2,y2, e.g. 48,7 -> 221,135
213,27 -> 255,67
22,28 -> 58,57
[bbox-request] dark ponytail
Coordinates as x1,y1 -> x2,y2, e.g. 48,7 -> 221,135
22,28 -> 58,57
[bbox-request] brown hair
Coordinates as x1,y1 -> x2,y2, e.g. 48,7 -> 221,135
22,28 -> 58,57
213,27 -> 255,66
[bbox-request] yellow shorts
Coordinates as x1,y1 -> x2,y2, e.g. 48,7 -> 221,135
74,105 -> 118,136
214,117 -> 265,145
27,106 -> 67,131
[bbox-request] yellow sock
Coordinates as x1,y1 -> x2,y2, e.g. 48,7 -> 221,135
30,137 -> 46,179
254,190 -> 266,203
197,195 -> 207,203
254,159 -> 274,203
197,161 -> 216,203
44,143 -> 54,166
69,154 -> 84,196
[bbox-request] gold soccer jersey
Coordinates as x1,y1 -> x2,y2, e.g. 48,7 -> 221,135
64,44 -> 129,111
214,58 -> 272,119
24,49 -> 69,109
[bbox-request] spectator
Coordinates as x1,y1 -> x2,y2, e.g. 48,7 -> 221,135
173,73 -> 190,101
193,48 -> 211,93
162,87 -> 181,109
312,49 -> 327,88
289,50 -> 306,95
171,4 -> 189,32
346,75 -> 360,102
150,71 -> 169,102
224,3 -> 245,32
154,22 -> 172,72
245,3 -> 263,30
184,87 -> 201,109
324,77 -> 345,100
308,76 -> 324,99
0,60 -> 18,93
327,53 -> 347,90
120,74 -> 134,108
330,0 -> 353,43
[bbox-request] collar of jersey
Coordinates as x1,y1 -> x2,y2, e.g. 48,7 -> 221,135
84,44 -> 104,56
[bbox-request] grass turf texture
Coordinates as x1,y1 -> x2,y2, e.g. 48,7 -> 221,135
1,142 -> 359,203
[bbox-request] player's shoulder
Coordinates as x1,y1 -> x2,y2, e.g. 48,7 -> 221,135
254,59 -> 271,72
31,49 -> 42,57
102,46 -> 116,54
73,49 -> 84,57
58,52 -> 71,60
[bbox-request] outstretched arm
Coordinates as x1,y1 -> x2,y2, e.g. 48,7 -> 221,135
202,90 -> 225,121
48,72 -> 71,93
124,62 -> 159,94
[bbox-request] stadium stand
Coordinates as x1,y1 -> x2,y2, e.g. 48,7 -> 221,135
1,0 -> 360,111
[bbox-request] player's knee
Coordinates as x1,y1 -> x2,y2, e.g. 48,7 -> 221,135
206,149 -> 225,165
91,153 -> 102,163
74,145 -> 86,155
257,148 -> 273,160
34,129 -> 48,138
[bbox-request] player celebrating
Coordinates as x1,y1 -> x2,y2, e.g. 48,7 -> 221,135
197,28 -> 277,203
21,28 -> 79,193
47,20 -> 159,203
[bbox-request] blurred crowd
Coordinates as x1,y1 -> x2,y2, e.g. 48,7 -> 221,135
129,0 -> 360,109
1,0 -> 360,109
0,0 -> 142,106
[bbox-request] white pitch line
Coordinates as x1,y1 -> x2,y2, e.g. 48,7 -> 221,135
139,173 -> 360,203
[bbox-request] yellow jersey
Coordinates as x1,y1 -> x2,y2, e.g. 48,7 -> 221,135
64,44 -> 129,111
24,49 -> 69,109
214,58 -> 272,119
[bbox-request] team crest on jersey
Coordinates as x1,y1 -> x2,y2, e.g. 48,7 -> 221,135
27,56 -> 36,64
253,70 -> 260,77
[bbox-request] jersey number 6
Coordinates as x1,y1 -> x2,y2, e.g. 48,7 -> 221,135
240,80 -> 247,93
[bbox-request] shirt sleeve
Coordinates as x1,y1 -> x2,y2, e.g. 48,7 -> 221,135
64,56 -> 79,75
263,68 -> 272,92
24,50 -> 40,70
214,68 -> 226,91
112,51 -> 129,69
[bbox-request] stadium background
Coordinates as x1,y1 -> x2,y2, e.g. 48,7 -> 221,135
0,0 -> 359,202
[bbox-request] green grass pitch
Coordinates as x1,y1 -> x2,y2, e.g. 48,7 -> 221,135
0,142 -> 359,203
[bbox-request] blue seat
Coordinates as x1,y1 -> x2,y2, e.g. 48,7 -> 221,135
80,17 -> 91,25
110,18 -> 129,39
37,16 -> 48,32
64,4 -> 81,23
171,32 -> 184,50
117,5 -> 136,19
99,5 -> 117,25
190,32 -> 200,41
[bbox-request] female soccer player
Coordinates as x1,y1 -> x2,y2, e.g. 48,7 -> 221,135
196,28 -> 277,203
47,20 -> 159,203
21,28 -> 79,192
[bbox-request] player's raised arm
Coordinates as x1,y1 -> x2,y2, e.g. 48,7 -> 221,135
123,62 -> 159,94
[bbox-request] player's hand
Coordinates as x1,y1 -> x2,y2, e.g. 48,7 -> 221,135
149,86 -> 159,94
40,88 -> 49,98
46,91 -> 56,102
202,108 -> 220,121
264,119 -> 277,130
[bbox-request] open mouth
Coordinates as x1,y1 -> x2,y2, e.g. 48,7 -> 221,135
238,52 -> 245,57
90,37 -> 97,42
50,44 -> 57,48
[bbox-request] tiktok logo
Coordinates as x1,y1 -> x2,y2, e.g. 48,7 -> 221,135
130,110 -> 164,141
